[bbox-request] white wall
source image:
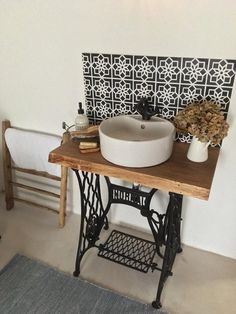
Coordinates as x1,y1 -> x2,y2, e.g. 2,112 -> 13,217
0,0 -> 236,258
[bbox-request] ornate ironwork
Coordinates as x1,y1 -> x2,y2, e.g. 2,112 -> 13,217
98,230 -> 161,273
105,177 -> 165,258
105,177 -> 156,211
72,171 -> 183,309
152,192 -> 183,309
73,170 -> 110,276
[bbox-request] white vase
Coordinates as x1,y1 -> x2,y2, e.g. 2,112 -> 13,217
187,136 -> 210,162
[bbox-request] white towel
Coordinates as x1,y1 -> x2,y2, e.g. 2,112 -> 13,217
5,128 -> 61,177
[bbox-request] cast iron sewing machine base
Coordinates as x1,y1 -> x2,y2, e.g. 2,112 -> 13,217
72,170 -> 183,309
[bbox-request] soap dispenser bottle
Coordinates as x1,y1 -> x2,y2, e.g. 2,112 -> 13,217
75,102 -> 89,130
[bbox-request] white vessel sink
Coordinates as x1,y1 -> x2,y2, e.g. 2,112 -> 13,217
99,115 -> 175,168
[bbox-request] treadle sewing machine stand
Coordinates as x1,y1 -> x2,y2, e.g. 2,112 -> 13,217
72,171 -> 182,308
48,141 -> 220,309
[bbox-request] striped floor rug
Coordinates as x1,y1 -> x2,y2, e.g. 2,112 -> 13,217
0,255 -> 166,314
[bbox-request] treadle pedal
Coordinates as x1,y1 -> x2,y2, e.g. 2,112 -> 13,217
98,229 -> 157,273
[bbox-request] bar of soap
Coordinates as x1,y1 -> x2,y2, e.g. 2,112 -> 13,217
79,142 -> 98,149
71,125 -> 99,137
80,147 -> 100,154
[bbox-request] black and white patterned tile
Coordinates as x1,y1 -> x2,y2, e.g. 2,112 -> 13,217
82,53 -> 236,143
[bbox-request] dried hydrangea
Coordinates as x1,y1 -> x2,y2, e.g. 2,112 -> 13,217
174,101 -> 229,145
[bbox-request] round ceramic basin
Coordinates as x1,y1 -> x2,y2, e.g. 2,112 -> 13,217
99,115 -> 175,167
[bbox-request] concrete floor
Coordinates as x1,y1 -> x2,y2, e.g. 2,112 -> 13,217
0,194 -> 236,314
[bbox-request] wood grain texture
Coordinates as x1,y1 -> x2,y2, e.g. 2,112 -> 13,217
12,166 -> 61,181
11,181 -> 60,199
59,132 -> 69,228
49,141 -> 220,200
2,120 -> 14,210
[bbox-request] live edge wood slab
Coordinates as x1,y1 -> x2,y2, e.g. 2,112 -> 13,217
49,141 -> 220,201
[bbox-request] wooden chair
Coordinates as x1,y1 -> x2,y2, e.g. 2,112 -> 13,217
2,120 -> 69,227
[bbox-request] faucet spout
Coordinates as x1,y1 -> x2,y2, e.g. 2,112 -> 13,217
135,97 -> 159,120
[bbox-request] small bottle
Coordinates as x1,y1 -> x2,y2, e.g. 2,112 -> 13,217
75,102 -> 89,130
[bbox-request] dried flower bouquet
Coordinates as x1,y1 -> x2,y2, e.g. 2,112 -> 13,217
174,101 -> 229,145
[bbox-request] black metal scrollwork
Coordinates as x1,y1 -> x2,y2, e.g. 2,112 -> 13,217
73,170 -> 110,276
72,171 -> 183,309
152,192 -> 183,309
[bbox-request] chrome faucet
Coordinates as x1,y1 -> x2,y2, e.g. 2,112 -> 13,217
135,97 -> 159,120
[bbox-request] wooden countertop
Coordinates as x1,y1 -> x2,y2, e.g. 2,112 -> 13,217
49,141 -> 220,200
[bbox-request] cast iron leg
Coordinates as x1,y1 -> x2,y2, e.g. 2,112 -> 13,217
73,170 -> 111,276
174,194 -> 183,253
152,192 -> 183,309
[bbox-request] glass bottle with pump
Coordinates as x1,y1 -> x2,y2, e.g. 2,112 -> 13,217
75,102 -> 89,130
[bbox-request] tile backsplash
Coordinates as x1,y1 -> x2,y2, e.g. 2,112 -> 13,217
82,53 -> 236,143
